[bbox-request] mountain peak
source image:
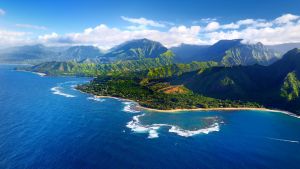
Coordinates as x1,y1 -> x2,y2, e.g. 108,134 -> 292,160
103,38 -> 168,60
287,48 -> 300,54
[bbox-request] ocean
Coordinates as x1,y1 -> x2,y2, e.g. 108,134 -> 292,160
0,64 -> 299,169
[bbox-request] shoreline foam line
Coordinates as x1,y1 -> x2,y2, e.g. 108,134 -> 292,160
15,70 -> 46,77
87,96 -> 105,102
51,86 -> 76,98
75,89 -> 300,119
123,102 -> 140,113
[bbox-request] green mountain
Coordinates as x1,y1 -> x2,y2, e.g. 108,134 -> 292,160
280,71 -> 300,101
221,42 -> 281,66
143,61 -> 219,79
21,50 -> 174,76
0,44 -> 57,64
171,39 -> 281,66
170,44 -> 209,63
267,43 -> 300,53
103,38 -> 168,61
168,48 -> 300,114
58,46 -> 103,62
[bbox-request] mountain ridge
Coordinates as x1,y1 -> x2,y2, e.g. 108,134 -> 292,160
171,39 -> 282,66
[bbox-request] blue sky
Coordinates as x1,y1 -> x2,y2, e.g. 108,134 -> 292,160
1,0 -> 300,49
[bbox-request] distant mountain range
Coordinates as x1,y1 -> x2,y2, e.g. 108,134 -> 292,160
1,38 -> 300,66
0,44 -> 104,64
0,39 -> 168,64
171,39 -> 284,66
267,43 -> 300,53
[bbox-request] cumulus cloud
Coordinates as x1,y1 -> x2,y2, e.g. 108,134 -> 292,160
121,16 -> 165,28
16,24 -> 47,30
193,18 -> 217,24
0,8 -> 5,16
237,19 -> 256,25
274,13 -> 299,24
1,13 -> 300,48
221,23 -> 240,29
205,21 -> 220,31
38,24 -> 204,49
218,19 -> 272,30
205,20 -> 300,44
0,29 -> 32,47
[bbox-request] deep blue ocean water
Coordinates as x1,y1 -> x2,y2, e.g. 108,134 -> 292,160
0,64 -> 300,169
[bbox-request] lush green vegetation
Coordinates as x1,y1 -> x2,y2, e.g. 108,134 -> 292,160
221,43 -> 281,66
21,51 -> 220,79
280,71 -> 300,101
144,61 -> 218,78
103,38 -> 168,60
171,39 -> 281,66
77,76 -> 261,110
21,51 -> 174,76
15,38 -> 300,114
167,48 -> 300,114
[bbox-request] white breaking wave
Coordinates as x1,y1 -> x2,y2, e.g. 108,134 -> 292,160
266,137 -> 299,144
87,96 -> 105,102
50,81 -> 85,98
126,114 -> 162,138
51,86 -> 76,98
169,123 -> 219,137
70,84 -> 78,91
123,102 -> 140,113
148,129 -> 159,138
126,113 -> 220,139
33,72 -> 46,77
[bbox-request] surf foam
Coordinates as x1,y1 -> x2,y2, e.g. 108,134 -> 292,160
51,86 -> 76,98
123,102 -> 140,113
33,72 -> 46,77
87,96 -> 105,102
126,113 -> 220,139
169,123 -> 219,137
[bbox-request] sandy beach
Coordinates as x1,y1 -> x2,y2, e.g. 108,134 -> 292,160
90,95 -> 300,118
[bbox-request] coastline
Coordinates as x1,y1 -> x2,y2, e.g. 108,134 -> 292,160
19,69 -> 300,119
15,70 -> 47,77
91,95 -> 300,118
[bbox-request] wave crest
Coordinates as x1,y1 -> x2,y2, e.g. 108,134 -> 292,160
169,123 -> 219,137
87,96 -> 105,102
126,113 -> 220,139
51,87 -> 76,98
123,102 -> 140,113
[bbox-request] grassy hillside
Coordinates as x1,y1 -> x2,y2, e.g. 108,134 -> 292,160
77,76 -> 260,110
21,51 -> 174,76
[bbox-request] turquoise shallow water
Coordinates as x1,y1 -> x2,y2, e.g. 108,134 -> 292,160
0,64 -> 300,169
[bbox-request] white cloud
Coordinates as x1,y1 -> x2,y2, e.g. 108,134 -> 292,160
274,13 -> 299,24
0,29 -> 32,47
205,21 -> 300,45
16,24 -> 47,30
193,18 -> 217,24
0,8 -> 5,16
237,19 -> 256,25
222,23 -> 240,29
1,13 -> 300,48
220,19 -> 272,30
38,24 -> 204,49
205,21 -> 220,31
121,16 -> 165,28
